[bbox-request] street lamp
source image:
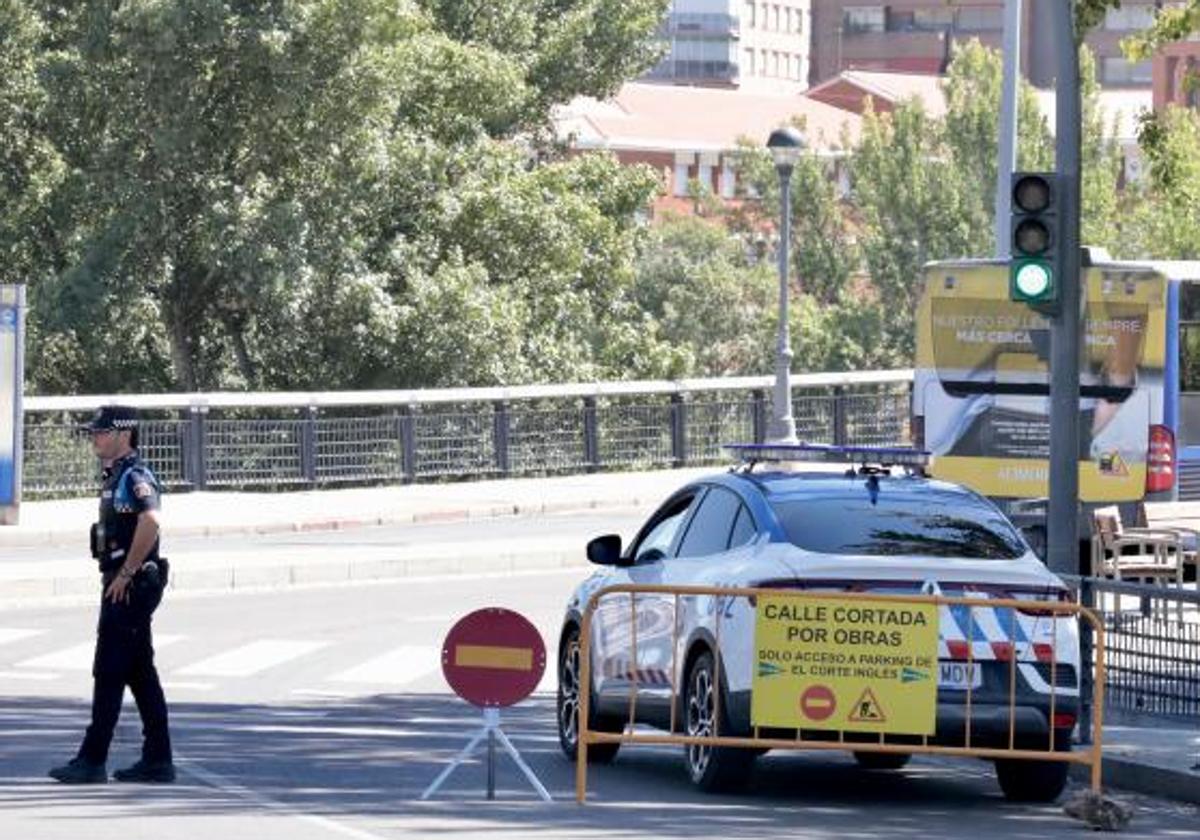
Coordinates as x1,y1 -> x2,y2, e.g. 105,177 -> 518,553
766,126 -> 806,444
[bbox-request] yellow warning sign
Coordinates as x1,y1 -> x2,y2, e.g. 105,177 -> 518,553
847,687 -> 887,723
751,595 -> 939,735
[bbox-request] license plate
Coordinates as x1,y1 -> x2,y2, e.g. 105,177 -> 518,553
939,661 -> 982,690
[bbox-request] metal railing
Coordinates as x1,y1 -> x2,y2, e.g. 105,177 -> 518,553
20,370 -> 913,497
1070,576 -> 1200,721
575,584 -> 1106,803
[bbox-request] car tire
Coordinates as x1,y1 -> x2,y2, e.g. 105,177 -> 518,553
683,650 -> 755,793
853,751 -> 911,771
557,626 -> 620,764
993,757 -> 1070,803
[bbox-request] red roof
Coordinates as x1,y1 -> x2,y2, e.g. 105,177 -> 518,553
555,82 -> 862,156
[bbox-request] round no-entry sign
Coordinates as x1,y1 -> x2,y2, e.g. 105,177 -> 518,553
800,684 -> 837,722
441,608 -> 547,707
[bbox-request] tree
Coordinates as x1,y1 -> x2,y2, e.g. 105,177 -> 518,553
942,39 -> 1054,222
1118,106 -> 1200,260
850,100 -> 985,361
732,140 -> 859,308
15,0 -> 673,393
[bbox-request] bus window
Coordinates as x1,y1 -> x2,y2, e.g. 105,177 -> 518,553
1180,283 -> 1200,393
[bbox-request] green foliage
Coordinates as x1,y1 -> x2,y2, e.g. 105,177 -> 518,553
8,0 -> 671,394
1118,107 -> 1200,260
1119,1 -> 1200,59
943,39 -> 1053,214
851,100 -> 986,360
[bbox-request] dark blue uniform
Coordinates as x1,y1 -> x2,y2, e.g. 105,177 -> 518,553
78,452 -> 172,767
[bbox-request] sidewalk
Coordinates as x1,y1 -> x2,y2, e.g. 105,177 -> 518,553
1072,715 -> 1200,807
0,467 -> 715,548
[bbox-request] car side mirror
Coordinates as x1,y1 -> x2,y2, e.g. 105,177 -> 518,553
586,534 -> 623,566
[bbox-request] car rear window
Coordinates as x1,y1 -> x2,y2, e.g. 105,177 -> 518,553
770,489 -> 1027,559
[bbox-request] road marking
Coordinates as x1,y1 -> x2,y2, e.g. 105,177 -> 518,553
178,755 -> 391,840
0,629 -> 43,646
0,670 -> 57,682
162,680 -> 216,692
177,639 -> 329,678
291,688 -> 355,699
329,645 -> 439,686
15,633 -> 185,671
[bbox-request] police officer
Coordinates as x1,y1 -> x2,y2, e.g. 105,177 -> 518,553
49,406 -> 175,784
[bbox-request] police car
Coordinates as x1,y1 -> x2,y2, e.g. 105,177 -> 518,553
556,444 -> 1079,802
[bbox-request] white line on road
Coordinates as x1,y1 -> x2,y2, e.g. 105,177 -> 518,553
177,639 -> 330,678
15,633 -> 185,671
0,670 -> 58,682
291,688 -> 354,699
329,645 -> 439,686
177,755 -> 392,840
0,629 -> 43,646
162,680 -> 217,692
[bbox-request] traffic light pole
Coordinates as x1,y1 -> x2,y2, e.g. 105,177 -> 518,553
1047,0 -> 1082,579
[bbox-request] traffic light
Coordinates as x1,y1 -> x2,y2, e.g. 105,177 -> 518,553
1009,172 -> 1059,310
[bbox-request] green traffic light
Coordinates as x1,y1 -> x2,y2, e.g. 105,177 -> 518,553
1010,259 -> 1055,303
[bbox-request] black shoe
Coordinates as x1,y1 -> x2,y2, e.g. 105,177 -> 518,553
113,759 -> 176,783
48,757 -> 107,784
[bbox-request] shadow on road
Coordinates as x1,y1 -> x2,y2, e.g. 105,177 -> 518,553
0,693 -> 1183,838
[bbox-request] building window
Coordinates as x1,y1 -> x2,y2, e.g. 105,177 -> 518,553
784,7 -> 791,33
743,1 -> 755,28
1101,57 -> 1153,85
913,8 -> 954,30
1104,3 -> 1156,31
772,4 -> 780,31
956,6 -> 1004,32
674,164 -> 690,197
843,6 -> 885,34
772,51 -> 780,76
720,161 -> 736,199
744,47 -> 756,75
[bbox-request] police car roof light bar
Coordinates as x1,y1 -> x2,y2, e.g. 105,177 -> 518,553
723,442 -> 932,469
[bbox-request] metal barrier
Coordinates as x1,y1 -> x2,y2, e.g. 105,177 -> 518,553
21,370 -> 912,496
575,583 -> 1106,803
1069,575 -> 1200,720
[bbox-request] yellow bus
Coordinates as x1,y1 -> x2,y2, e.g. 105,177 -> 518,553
912,253 -> 1200,556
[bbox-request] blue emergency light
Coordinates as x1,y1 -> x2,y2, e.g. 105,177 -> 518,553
723,442 -> 932,469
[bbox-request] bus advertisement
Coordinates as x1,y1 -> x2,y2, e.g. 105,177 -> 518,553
913,257 -> 1200,523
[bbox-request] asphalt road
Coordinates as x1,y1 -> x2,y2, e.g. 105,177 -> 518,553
2,515 -> 1198,839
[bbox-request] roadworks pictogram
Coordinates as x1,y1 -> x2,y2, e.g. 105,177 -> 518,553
847,687 -> 887,723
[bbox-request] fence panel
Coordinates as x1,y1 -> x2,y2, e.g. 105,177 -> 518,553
18,373 -> 915,496
205,419 -> 306,487
316,415 -> 406,484
1075,577 -> 1200,719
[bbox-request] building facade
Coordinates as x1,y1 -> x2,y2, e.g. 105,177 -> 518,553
644,0 -> 813,92
809,1 -> 1159,89
1153,39 -> 1200,111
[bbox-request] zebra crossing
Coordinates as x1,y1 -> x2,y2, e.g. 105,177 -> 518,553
0,624 -> 559,699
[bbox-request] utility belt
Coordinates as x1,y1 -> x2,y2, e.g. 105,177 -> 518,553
99,557 -> 170,588
91,523 -> 168,583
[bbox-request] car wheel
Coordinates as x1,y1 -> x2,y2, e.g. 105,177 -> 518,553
684,650 -> 755,792
557,626 -> 620,764
993,757 -> 1070,802
853,751 -> 911,771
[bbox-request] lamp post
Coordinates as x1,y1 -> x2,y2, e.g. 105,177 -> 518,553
766,126 -> 806,444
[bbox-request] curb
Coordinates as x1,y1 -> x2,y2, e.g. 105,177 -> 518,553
0,496 -> 650,549
1070,757 -> 1200,806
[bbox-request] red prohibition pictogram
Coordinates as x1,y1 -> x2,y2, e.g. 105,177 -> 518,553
441,607 -> 547,708
799,684 -> 837,721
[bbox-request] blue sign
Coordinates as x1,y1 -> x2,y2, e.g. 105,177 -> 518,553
0,295 -> 22,510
